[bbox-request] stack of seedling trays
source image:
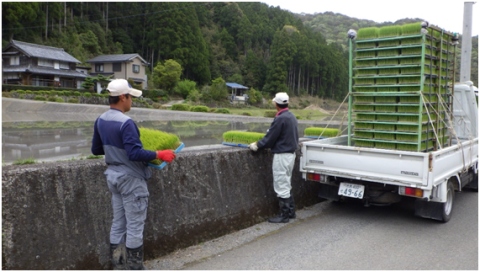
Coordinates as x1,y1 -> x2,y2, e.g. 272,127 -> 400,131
350,22 -> 455,152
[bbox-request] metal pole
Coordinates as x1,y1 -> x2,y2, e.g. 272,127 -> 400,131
460,1 -> 475,82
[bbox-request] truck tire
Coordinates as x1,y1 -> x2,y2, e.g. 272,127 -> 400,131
439,181 -> 455,223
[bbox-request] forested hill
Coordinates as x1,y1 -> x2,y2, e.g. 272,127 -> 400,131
2,2 -> 478,100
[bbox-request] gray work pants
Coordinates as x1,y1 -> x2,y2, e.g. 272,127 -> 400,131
272,153 -> 296,198
105,168 -> 149,249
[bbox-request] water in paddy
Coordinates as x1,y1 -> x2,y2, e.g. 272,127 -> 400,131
2,120 -> 328,164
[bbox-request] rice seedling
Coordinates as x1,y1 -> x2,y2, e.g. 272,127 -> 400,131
355,96 -> 375,103
398,115 -> 419,123
396,134 -> 418,142
397,143 -> 418,151
353,104 -> 375,111
396,124 -> 418,132
376,78 -> 397,85
375,142 -> 397,150
379,25 -> 402,38
355,69 -> 378,76
355,60 -> 376,67
374,123 -> 395,131
377,87 -> 398,92
400,57 -> 421,64
356,113 -> 376,121
222,130 -> 265,145
398,105 -> 419,113
375,96 -> 397,103
376,114 -> 398,122
353,139 -> 375,148
354,78 -> 375,85
401,47 -> 422,55
139,127 -> 181,165
378,68 -> 400,75
354,86 -> 376,92
378,40 -> 400,47
357,27 -> 379,40
356,51 -> 376,59
356,42 -> 377,49
398,86 -> 419,92
401,37 -> 423,45
401,22 -> 422,36
376,59 -> 399,66
354,131 -> 374,138
398,76 -> 421,85
304,127 -> 340,138
375,105 -> 397,112
377,49 -> 400,57
354,122 -> 373,130
401,67 -> 421,74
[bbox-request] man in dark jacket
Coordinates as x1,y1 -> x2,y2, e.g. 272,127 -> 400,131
91,78 -> 176,269
249,92 -> 299,223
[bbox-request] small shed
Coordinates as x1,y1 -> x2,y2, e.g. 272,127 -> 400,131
226,82 -> 249,104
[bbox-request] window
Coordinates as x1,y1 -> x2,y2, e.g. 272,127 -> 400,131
10,56 -> 19,65
59,62 -> 69,69
95,64 -> 104,72
38,58 -> 54,67
132,64 -> 140,73
113,63 -> 122,72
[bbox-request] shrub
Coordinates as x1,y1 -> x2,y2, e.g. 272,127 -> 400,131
171,104 -> 191,111
82,92 -> 92,97
67,98 -> 79,103
242,112 -> 252,116
215,108 -> 230,114
34,95 -> 47,101
264,110 -> 276,118
190,105 -> 210,112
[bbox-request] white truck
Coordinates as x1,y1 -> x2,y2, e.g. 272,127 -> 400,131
299,24 -> 478,222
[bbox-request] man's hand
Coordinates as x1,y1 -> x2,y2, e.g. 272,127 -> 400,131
249,142 -> 258,152
156,150 -> 176,163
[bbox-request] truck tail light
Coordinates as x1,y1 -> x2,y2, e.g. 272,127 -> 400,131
400,187 -> 424,198
307,173 -> 321,182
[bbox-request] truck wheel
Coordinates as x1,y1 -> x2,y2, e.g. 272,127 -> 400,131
440,181 -> 455,223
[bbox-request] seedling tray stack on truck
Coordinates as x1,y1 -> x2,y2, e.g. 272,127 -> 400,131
299,22 -> 478,222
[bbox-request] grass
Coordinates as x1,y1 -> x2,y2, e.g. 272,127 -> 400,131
226,108 -> 329,120
12,158 -> 36,165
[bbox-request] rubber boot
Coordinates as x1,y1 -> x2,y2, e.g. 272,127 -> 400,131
288,196 -> 296,219
268,197 -> 290,223
110,243 -> 126,270
126,245 -> 146,270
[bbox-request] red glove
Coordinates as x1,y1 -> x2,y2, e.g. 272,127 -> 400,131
156,150 -> 175,163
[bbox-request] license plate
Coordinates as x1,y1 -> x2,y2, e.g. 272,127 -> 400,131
338,182 -> 365,199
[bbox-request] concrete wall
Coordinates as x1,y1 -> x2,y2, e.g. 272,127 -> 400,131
2,144 -> 321,270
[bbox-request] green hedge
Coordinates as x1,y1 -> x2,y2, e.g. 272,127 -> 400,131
171,104 -> 191,111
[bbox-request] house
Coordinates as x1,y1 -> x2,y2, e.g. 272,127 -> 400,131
2,39 -> 87,89
227,82 -> 249,104
86,54 -> 149,92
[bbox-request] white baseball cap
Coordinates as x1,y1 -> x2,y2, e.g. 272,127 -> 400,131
107,79 -> 142,97
272,92 -> 289,105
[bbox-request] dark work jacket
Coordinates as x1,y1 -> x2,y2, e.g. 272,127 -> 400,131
257,109 -> 299,153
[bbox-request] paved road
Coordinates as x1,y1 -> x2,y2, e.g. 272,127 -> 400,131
146,190 -> 478,270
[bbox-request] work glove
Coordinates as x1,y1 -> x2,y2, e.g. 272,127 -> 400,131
249,142 -> 258,152
156,150 -> 175,163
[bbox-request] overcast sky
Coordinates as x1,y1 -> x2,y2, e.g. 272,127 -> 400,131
259,0 -> 478,36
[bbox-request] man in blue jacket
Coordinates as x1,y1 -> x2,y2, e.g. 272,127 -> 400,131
91,79 -> 175,269
249,92 -> 299,223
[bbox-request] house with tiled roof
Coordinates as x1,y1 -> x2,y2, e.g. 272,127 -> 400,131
86,54 -> 149,90
2,40 -> 88,88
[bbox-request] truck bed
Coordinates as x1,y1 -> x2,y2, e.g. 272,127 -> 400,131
300,135 -> 478,189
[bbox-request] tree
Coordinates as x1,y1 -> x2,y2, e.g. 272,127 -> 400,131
152,59 -> 183,93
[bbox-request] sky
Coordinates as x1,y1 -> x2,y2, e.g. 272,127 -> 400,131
260,0 -> 479,36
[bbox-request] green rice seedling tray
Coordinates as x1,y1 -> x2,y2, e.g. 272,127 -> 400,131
304,127 -> 339,138
222,130 -> 265,148
148,142 -> 185,170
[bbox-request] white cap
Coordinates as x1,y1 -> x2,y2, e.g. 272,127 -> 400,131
272,92 -> 289,105
107,79 -> 142,97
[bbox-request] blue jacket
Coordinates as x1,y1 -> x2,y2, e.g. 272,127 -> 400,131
257,109 -> 299,153
91,109 -> 156,180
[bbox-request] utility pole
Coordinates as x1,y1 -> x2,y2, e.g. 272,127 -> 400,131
460,1 -> 475,82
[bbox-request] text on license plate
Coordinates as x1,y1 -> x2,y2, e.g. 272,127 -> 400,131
338,182 -> 364,199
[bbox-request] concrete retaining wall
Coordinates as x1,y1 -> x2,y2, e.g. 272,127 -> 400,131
2,144 -> 320,269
